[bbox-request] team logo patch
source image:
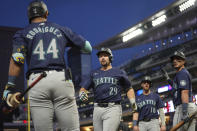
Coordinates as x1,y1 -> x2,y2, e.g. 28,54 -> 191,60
180,80 -> 186,86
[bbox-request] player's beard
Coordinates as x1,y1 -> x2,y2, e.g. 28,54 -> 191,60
101,60 -> 110,68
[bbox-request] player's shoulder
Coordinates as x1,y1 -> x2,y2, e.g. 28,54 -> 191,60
48,22 -> 72,31
90,68 -> 100,75
13,28 -> 26,38
137,93 -> 144,98
151,92 -> 161,99
136,94 -> 144,101
112,67 -> 125,74
177,68 -> 190,77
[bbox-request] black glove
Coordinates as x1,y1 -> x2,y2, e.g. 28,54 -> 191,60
79,91 -> 88,102
3,84 -> 15,101
161,68 -> 170,80
160,68 -> 174,87
3,84 -> 22,108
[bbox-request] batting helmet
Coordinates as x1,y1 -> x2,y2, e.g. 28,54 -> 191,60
170,51 -> 186,61
141,76 -> 152,86
27,0 -> 48,22
96,48 -> 113,62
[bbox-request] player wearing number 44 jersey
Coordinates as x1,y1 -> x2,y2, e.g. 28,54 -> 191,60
2,1 -> 92,131
79,48 -> 137,131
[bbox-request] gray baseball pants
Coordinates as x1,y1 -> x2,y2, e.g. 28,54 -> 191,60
173,103 -> 197,131
28,70 -> 80,131
139,119 -> 160,131
93,103 -> 122,131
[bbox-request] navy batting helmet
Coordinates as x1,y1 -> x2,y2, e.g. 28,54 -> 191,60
170,51 -> 186,61
141,76 -> 152,86
96,48 -> 113,62
28,0 -> 48,22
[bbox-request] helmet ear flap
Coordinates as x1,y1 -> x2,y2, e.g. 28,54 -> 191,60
109,55 -> 113,63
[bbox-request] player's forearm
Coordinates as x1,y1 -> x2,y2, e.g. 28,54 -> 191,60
159,108 -> 166,126
133,112 -> 139,121
8,58 -> 22,77
181,90 -> 189,103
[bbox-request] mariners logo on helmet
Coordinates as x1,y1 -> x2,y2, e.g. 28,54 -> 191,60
170,51 -> 186,61
28,0 -> 48,22
96,48 -> 113,62
141,76 -> 152,86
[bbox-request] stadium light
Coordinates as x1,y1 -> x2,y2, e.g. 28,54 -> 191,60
152,15 -> 167,27
122,28 -> 143,42
179,0 -> 196,12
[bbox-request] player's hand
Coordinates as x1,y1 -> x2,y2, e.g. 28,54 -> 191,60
7,92 -> 22,108
79,91 -> 88,102
129,98 -> 137,112
131,102 -> 137,112
133,126 -> 139,131
160,68 -> 170,80
160,125 -> 166,131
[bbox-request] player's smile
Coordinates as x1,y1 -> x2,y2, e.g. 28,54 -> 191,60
99,53 -> 110,66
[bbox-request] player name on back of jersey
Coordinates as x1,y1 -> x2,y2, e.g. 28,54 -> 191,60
26,26 -> 63,39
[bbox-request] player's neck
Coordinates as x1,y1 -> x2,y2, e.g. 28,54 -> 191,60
31,17 -> 47,23
176,65 -> 185,72
143,90 -> 150,95
101,65 -> 112,71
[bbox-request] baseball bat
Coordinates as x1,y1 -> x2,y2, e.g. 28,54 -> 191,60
1,72 -> 47,111
16,72 -> 47,101
170,110 -> 197,131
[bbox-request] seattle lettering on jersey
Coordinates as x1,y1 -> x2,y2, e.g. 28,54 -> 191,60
137,99 -> 157,113
93,77 -> 118,87
137,99 -> 156,108
26,26 -> 63,39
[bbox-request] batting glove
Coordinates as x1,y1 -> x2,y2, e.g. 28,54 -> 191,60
79,91 -> 88,102
3,84 -> 23,108
129,98 -> 137,112
7,92 -> 22,108
161,68 -> 170,80
3,84 -> 15,101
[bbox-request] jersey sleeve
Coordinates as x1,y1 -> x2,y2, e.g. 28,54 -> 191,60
177,71 -> 190,90
12,30 -> 27,55
80,72 -> 94,90
120,69 -> 132,90
61,26 -> 86,49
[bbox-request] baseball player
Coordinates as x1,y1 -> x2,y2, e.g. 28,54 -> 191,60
79,48 -> 137,131
133,76 -> 166,131
2,1 -> 92,131
163,51 -> 197,131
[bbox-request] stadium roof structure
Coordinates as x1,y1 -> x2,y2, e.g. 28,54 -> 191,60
93,0 -> 197,50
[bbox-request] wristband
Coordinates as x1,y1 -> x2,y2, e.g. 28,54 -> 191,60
8,76 -> 17,86
133,120 -> 138,126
